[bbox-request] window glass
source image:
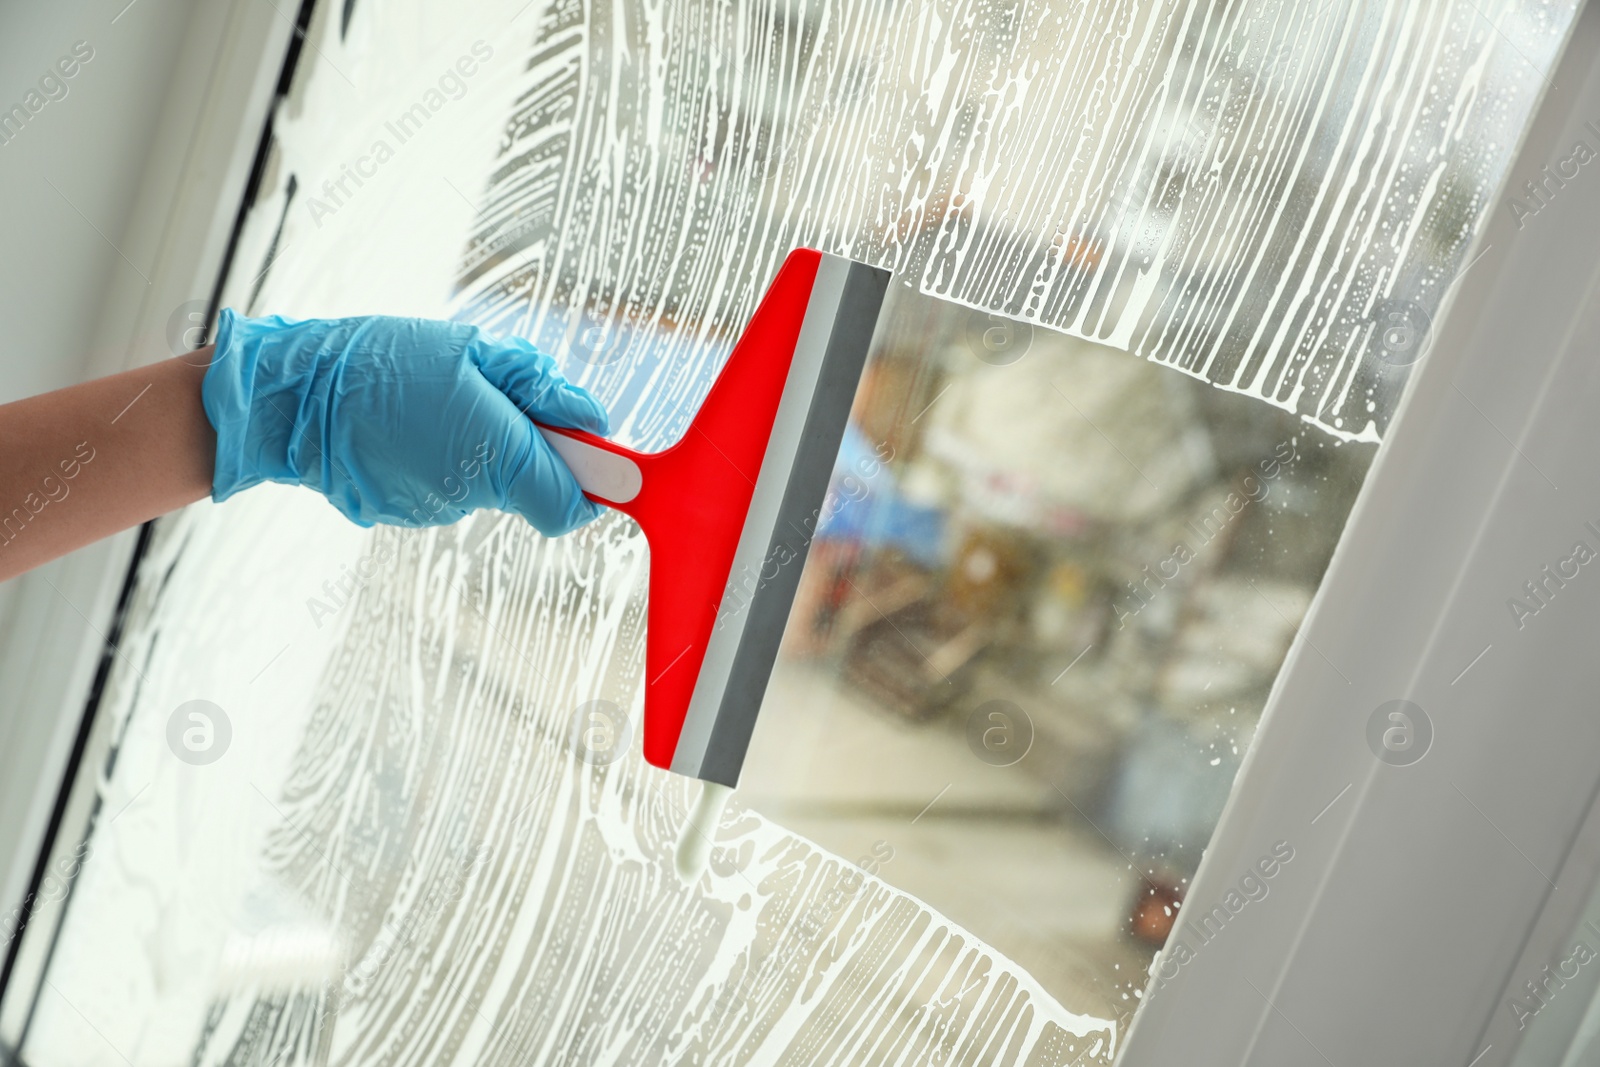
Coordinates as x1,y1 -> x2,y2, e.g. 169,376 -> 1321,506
743,283 -> 1370,1025
2,0 -> 1573,1063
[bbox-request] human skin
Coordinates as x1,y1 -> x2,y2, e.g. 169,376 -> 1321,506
0,349 -> 216,583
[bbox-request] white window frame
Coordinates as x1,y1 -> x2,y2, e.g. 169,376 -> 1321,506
0,1 -> 298,1047
1123,2 -> 1600,1062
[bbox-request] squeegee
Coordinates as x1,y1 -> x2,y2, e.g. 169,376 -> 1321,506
536,249 -> 889,875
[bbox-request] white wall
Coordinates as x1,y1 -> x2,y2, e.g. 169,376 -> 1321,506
0,0 -> 204,402
0,0 -> 293,977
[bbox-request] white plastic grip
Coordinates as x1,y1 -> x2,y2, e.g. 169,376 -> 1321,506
537,426 -> 643,504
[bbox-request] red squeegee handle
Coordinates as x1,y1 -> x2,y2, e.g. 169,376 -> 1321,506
532,250 -> 826,521
530,249 -> 828,774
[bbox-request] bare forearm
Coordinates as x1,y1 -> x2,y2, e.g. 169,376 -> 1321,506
0,351 -> 216,583
0,310 -> 612,582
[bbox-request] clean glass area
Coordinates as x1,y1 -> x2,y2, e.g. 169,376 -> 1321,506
742,283 -> 1371,1023
0,0 -> 1573,1062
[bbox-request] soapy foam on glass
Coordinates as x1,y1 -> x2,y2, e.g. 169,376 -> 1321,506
18,9 -> 1116,1062
25,501 -> 1118,1063
459,0 -> 1570,446
11,0 -> 1575,1062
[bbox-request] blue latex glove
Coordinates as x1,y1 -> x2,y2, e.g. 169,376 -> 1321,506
202,309 -> 609,534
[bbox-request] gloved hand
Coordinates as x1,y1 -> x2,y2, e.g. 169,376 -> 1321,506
202,309 -> 609,535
